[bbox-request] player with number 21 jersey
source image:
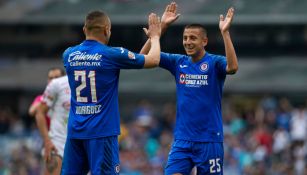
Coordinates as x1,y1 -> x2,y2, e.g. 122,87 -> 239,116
63,41 -> 144,139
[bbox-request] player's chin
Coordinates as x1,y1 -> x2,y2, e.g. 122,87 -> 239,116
185,49 -> 195,56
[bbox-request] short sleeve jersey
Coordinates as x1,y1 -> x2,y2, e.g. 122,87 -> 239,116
63,40 -> 145,139
42,76 -> 70,143
159,52 -> 227,142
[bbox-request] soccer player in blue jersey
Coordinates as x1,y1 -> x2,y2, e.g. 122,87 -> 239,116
141,3 -> 238,175
61,11 -> 161,174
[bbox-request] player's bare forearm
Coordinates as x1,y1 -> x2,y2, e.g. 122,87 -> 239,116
140,39 -> 151,55
144,36 -> 160,68
222,31 -> 238,74
35,103 -> 50,144
219,7 -> 238,74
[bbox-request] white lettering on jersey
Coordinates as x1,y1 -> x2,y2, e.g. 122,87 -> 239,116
179,74 -> 208,87
68,51 -> 102,67
76,105 -> 102,115
68,51 -> 102,62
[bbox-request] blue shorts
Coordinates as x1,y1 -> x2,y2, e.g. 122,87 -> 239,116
165,140 -> 224,175
61,136 -> 120,175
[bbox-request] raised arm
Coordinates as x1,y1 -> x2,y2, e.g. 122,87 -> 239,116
143,13 -> 161,68
219,7 -> 238,74
35,103 -> 57,162
140,2 -> 180,55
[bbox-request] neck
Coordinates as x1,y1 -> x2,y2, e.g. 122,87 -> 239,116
86,36 -> 108,45
191,50 -> 206,63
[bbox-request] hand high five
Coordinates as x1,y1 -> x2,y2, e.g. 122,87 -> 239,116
146,13 -> 161,38
161,2 -> 180,27
219,7 -> 234,33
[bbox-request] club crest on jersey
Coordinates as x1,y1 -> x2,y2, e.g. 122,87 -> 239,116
128,51 -> 135,59
179,74 -> 186,84
199,62 -> 209,72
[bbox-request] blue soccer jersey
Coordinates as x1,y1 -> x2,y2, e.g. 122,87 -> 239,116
159,52 -> 227,142
63,40 -> 145,139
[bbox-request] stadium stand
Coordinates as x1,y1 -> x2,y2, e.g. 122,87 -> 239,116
7,0 -> 307,24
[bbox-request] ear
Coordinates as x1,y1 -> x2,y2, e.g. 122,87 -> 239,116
203,37 -> 208,47
83,26 -> 86,35
103,26 -> 110,37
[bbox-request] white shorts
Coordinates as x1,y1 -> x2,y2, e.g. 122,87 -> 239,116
41,137 -> 65,158
51,137 -> 66,158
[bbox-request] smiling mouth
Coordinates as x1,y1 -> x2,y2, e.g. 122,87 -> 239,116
185,48 -> 194,52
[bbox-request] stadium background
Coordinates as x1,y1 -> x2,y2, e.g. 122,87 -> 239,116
0,0 -> 307,174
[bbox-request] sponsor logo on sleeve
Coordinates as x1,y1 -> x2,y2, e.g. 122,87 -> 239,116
128,51 -> 136,59
179,64 -> 188,68
120,47 -> 124,53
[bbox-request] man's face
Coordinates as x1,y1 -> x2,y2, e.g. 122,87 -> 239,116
47,69 -> 62,83
183,28 -> 207,58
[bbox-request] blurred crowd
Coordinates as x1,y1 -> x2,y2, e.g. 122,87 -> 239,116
0,95 -> 307,175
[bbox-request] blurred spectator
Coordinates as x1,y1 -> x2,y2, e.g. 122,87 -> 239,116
253,124 -> 273,155
133,100 -> 154,124
272,126 -> 291,156
0,106 -> 11,134
260,95 -> 278,112
1,95 -> 307,174
290,106 -> 307,175
276,98 -> 292,131
290,107 -> 307,144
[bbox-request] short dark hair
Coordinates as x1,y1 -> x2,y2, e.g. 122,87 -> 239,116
84,10 -> 109,31
184,24 -> 207,37
48,67 -> 65,76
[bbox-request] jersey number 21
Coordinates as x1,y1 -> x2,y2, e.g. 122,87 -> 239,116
74,70 -> 97,103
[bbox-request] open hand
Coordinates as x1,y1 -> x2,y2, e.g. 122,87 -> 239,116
219,7 -> 234,33
161,2 -> 180,27
144,13 -> 161,38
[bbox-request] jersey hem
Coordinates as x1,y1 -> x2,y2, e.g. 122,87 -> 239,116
174,137 -> 223,143
67,133 -> 119,139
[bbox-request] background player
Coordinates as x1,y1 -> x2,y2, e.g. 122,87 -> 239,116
61,11 -> 161,174
141,3 -> 238,174
28,67 -> 65,129
35,74 -> 70,175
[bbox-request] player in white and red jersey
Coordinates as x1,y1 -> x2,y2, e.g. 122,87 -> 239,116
35,75 -> 70,175
29,67 -> 65,129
